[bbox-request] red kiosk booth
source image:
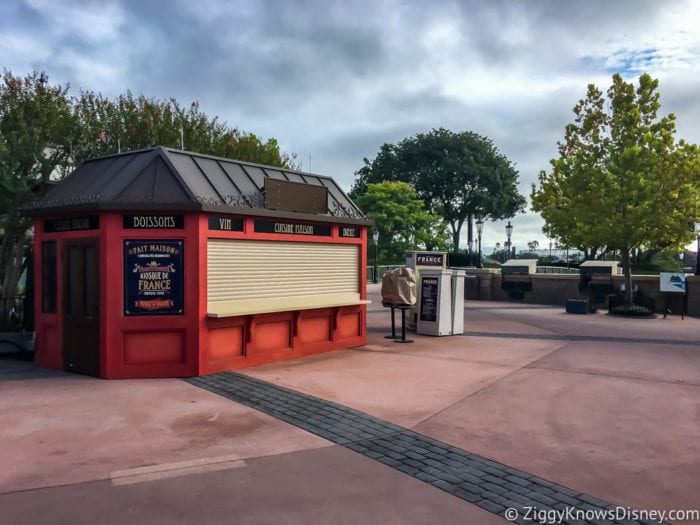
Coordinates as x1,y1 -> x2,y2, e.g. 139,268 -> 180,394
26,146 -> 371,379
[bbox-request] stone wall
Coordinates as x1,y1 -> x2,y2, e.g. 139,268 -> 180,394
458,268 -> 699,316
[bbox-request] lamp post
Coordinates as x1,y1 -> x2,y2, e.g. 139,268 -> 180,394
549,240 -> 552,261
372,230 -> 379,284
475,218 -> 484,268
505,221 -> 513,261
695,222 -> 700,276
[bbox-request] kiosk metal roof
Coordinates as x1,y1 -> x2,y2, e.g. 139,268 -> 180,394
25,146 -> 370,225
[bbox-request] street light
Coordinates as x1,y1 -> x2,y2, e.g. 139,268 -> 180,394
475,217 -> 484,268
505,221 -> 513,261
695,222 -> 700,276
372,229 -> 379,284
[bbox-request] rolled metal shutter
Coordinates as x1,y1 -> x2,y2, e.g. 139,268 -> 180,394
207,239 -> 359,302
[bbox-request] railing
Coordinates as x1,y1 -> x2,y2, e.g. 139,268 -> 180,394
535,266 -> 579,274
368,265 -> 581,282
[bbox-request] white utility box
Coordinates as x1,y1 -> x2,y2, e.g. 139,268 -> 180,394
451,270 -> 465,335
417,269 -> 453,336
501,259 -> 538,275
579,260 -> 619,275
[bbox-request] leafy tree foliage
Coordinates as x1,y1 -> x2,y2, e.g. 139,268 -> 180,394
531,73 -> 700,303
0,69 -> 296,303
0,71 -> 73,299
354,181 -> 449,264
526,240 -> 540,253
351,128 -> 525,251
70,92 -> 295,168
630,250 -> 682,274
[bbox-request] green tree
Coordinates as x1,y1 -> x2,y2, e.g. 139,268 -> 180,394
351,128 -> 526,250
0,70 -> 74,300
354,181 -> 449,264
70,92 -> 296,168
526,240 -> 540,254
531,73 -> 700,304
0,69 -> 297,305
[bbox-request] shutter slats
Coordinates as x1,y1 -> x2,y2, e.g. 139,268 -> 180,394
207,239 -> 359,302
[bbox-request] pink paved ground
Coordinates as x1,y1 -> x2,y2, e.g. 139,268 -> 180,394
241,286 -> 700,521
2,446 -> 504,525
0,374 -> 329,492
2,286 -> 699,523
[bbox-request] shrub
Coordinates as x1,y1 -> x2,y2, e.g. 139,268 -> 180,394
608,305 -> 655,318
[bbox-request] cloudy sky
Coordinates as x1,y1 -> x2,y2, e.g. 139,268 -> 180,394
2,0 -> 700,251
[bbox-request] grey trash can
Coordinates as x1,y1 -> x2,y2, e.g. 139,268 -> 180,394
464,275 -> 480,300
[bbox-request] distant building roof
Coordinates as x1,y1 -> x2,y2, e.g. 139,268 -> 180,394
24,146 -> 369,225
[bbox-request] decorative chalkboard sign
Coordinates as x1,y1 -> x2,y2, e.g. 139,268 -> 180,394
419,276 -> 439,322
124,239 -> 184,316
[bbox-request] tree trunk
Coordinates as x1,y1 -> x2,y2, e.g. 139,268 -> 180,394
1,234 -> 24,284
466,214 -> 473,251
450,222 -> 463,252
621,248 -> 633,306
0,220 -> 28,328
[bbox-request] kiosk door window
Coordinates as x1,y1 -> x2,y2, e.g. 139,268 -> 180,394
63,240 -> 100,376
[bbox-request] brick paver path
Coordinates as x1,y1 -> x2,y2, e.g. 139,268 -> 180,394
186,372 -> 662,525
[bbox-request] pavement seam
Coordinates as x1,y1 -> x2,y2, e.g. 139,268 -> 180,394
525,363 -> 700,388
185,372 -> 665,525
110,459 -> 247,486
461,330 -> 700,346
461,306 -> 560,310
408,339 -> 570,430
354,346 -> 552,369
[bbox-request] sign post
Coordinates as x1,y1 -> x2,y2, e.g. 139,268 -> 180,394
659,272 -> 687,319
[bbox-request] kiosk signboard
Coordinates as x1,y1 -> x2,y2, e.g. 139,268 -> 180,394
208,215 -> 244,231
123,215 -> 184,229
415,253 -> 445,267
254,219 -> 331,237
44,216 -> 99,232
124,240 -> 184,315
339,226 -> 361,238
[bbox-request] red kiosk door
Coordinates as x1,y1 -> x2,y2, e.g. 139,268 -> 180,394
63,240 -> 100,376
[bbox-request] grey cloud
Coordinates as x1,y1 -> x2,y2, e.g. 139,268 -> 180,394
449,0 -> 667,70
0,2 -> 44,35
3,0 -> 699,249
121,0 -> 394,119
658,75 -> 700,143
